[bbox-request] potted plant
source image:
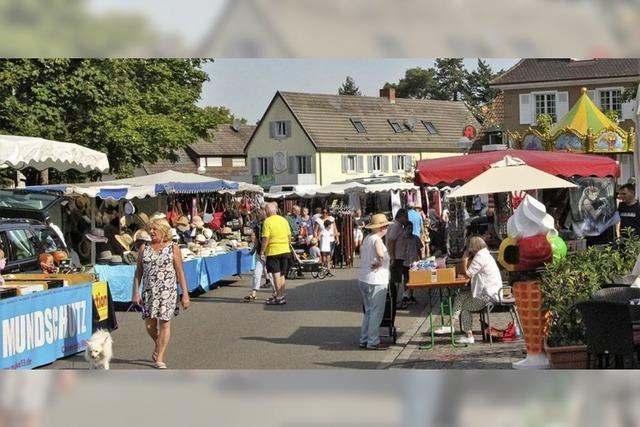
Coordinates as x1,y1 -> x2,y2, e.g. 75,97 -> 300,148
541,231 -> 640,368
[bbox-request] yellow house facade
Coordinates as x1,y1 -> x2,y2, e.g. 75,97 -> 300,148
245,90 -> 477,188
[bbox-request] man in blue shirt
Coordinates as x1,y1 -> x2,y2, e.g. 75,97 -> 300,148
407,202 -> 423,238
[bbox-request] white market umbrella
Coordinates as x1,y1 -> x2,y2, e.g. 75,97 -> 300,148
0,135 -> 109,173
447,155 -> 577,198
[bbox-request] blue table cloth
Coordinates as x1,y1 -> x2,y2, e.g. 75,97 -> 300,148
95,250 -> 254,302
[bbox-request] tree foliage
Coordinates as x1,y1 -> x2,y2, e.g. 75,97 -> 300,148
338,76 -> 361,96
433,58 -> 468,101
0,59 -> 233,179
467,59 -> 502,107
384,67 -> 437,99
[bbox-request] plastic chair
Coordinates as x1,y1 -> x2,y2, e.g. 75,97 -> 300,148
577,300 -> 638,369
470,285 -> 523,345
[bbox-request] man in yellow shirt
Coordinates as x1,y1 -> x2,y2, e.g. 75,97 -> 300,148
261,202 -> 292,305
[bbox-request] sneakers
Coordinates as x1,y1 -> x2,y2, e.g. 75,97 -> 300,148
433,326 -> 453,335
408,296 -> 417,305
366,343 -> 390,351
455,336 -> 475,344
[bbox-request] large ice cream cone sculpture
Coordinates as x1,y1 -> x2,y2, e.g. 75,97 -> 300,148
512,281 -> 548,369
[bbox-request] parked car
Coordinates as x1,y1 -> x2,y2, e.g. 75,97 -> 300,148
0,218 -> 67,273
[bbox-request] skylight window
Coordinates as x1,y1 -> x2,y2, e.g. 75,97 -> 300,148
350,118 -> 366,133
422,121 -> 438,135
388,120 -> 403,133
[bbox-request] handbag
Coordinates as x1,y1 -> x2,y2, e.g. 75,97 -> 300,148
210,200 -> 224,230
203,198 -> 214,224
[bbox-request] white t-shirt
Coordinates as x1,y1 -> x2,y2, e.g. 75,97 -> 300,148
358,233 -> 390,286
309,245 -> 321,259
319,229 -> 332,252
466,248 -> 502,301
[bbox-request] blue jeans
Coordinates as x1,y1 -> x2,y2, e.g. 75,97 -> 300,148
358,281 -> 388,347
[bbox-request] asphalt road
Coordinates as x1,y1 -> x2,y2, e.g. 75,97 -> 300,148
47,265 -> 425,369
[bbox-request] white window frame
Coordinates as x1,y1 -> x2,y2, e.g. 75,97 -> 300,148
395,155 -> 406,172
258,157 -> 269,175
388,120 -> 403,133
532,91 -> 558,123
275,121 -> 287,138
350,118 -> 366,133
346,155 -> 358,173
422,121 -> 438,135
205,157 -> 222,167
371,155 -> 383,172
296,156 -> 311,174
596,86 -> 623,115
232,158 -> 246,168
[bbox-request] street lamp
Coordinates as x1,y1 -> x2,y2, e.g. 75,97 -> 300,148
458,136 -> 472,154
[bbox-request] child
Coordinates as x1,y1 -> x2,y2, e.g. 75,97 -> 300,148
309,238 -> 321,260
320,219 -> 333,275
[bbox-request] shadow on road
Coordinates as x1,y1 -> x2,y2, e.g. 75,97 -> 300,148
242,326 -> 365,351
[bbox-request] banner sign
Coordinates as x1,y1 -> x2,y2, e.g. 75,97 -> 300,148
92,281 -> 109,322
0,284 -> 93,370
569,177 -> 618,237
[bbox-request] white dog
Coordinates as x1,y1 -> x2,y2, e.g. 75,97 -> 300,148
84,329 -> 113,370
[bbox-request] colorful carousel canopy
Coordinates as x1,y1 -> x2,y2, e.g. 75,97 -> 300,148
550,87 -> 621,138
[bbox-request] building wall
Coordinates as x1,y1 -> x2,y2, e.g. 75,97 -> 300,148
317,151 -> 461,186
246,95 -> 317,185
503,84 -> 636,136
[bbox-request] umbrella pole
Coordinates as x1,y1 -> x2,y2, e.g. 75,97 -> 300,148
91,197 -> 96,266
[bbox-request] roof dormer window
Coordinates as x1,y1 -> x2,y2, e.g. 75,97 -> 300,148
388,120 -> 403,133
422,121 -> 438,135
350,118 -> 366,133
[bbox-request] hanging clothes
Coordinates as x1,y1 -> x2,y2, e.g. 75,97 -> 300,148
433,191 -> 442,217
391,190 -> 401,219
348,192 -> 361,212
415,189 -> 422,210
406,190 -> 414,205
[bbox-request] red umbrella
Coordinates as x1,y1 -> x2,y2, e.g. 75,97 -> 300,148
416,149 -> 619,186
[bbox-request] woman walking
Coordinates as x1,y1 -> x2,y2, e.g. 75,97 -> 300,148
132,218 -> 190,369
245,207 -> 274,301
357,214 -> 391,350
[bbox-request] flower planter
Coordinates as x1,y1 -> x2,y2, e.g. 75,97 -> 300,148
544,341 -> 587,369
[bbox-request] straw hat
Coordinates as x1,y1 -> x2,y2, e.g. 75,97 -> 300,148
115,233 -> 134,252
74,197 -> 88,211
150,212 -> 166,221
78,239 -> 91,259
176,216 -> 190,232
365,214 -> 391,230
221,226 -> 233,235
203,228 -> 214,240
97,250 -> 112,263
133,229 -> 152,243
191,215 -> 205,228
109,255 -> 123,265
136,212 -> 150,226
195,234 -> 207,244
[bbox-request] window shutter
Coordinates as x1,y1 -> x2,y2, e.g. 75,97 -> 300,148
285,121 -> 292,137
266,157 -> 274,174
341,155 -> 347,173
356,155 -> 364,173
621,99 -> 634,120
391,155 -> 398,172
519,94 -> 532,125
306,156 -> 314,173
269,122 -> 276,138
288,155 -> 297,174
367,156 -> 373,173
250,158 -> 259,175
382,156 -> 389,172
556,91 -> 569,121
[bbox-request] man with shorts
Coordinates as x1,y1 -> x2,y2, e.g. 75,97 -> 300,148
261,202 -> 292,305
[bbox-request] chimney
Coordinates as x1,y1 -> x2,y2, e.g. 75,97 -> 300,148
380,87 -> 396,104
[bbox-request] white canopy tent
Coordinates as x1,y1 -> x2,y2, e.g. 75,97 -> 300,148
0,135 -> 109,173
344,181 -> 418,194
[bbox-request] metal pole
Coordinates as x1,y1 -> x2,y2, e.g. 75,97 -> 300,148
91,197 -> 96,266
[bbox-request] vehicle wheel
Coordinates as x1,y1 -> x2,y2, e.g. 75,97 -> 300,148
311,271 -> 319,278
318,269 -> 326,279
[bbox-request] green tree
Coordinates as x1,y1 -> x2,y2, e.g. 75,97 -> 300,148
387,67 -> 438,99
0,59 -> 231,179
433,58 -> 469,101
536,113 -> 553,135
338,76 -> 361,96
622,83 -> 639,103
467,59 -> 502,107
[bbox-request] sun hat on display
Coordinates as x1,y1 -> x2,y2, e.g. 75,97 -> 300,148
85,228 -> 109,243
115,233 -> 134,252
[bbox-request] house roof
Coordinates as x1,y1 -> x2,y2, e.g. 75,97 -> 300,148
478,93 -> 505,135
491,58 -> 640,86
259,91 -> 479,153
142,147 -> 248,181
190,124 -> 256,156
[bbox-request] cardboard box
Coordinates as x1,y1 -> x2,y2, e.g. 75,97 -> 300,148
0,283 -> 45,295
408,270 -> 435,285
436,267 -> 456,283
408,267 -> 457,285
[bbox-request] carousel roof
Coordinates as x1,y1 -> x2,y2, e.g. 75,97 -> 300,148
550,87 -> 624,138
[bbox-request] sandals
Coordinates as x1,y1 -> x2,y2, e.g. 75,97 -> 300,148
152,351 -> 158,362
154,362 -> 167,369
266,297 -> 286,305
243,295 -> 257,301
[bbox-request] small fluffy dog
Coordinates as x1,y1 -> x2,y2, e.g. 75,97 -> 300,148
84,329 -> 113,370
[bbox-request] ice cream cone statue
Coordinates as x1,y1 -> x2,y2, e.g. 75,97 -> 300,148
497,195 -> 567,369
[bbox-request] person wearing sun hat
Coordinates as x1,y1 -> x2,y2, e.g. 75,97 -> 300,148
358,213 -> 392,350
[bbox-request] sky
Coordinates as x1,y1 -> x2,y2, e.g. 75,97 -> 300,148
200,59 -> 520,123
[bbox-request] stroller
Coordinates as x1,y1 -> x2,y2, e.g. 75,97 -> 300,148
287,246 -> 327,280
